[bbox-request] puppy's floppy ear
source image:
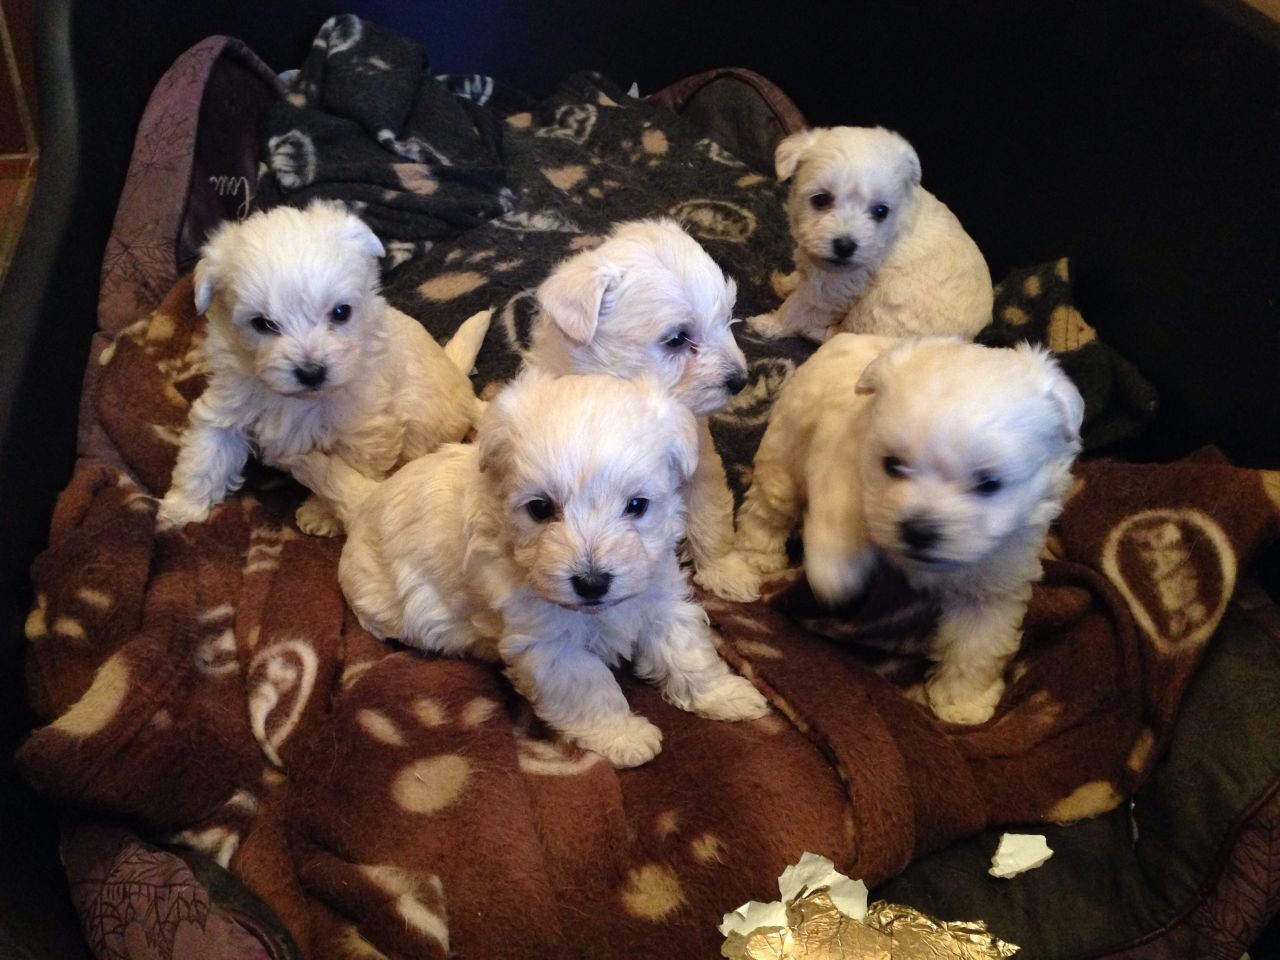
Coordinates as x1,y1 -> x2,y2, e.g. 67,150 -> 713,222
884,128 -> 922,187
341,211 -> 385,260
637,375 -> 701,485
192,256 -> 217,315
1015,343 -> 1085,448
774,129 -> 820,182
535,249 -> 621,346
477,370 -> 533,476
855,340 -> 913,396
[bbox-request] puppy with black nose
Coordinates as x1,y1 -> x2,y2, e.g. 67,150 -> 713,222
735,335 -> 1083,725
316,371 -> 768,768
749,126 -> 993,344
157,200 -> 488,536
527,218 -> 761,602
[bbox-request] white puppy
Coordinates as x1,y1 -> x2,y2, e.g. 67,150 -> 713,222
311,372 -> 767,767
749,126 -> 993,344
735,335 -> 1083,725
527,218 -> 760,602
157,200 -> 488,535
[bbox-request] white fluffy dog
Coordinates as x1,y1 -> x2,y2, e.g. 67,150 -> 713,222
735,335 -> 1083,725
307,372 -> 767,767
156,200 -> 488,535
748,126 -> 993,344
527,218 -> 760,602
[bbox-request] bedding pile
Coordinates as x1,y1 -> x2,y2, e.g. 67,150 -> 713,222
17,15 -> 1272,960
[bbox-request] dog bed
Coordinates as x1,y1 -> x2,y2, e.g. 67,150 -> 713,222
14,16 -> 1280,960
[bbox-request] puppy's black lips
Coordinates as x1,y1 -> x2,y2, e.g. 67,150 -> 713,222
902,550 -> 958,569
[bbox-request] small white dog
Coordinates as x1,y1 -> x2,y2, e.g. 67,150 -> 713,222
748,126 -> 993,344
308,371 -> 767,767
527,218 -> 760,602
157,200 -> 488,535
735,335 -> 1083,725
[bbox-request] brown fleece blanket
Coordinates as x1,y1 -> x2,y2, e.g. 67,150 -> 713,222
16,272 -> 1280,959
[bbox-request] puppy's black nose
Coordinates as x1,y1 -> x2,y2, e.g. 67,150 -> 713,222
899,518 -> 940,552
294,363 -> 328,389
570,571 -> 613,600
724,371 -> 749,395
831,237 -> 857,260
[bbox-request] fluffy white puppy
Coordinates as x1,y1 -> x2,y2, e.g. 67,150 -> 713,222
307,371 -> 767,767
527,218 -> 760,602
156,200 -> 488,535
735,335 -> 1083,725
748,126 -> 993,344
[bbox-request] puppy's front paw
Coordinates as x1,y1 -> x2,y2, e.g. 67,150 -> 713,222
926,673 -> 1004,726
770,270 -> 800,299
746,312 -> 792,340
579,715 -> 663,768
693,552 -> 762,603
156,494 -> 210,531
296,496 -> 344,537
803,546 -> 872,608
688,673 -> 769,722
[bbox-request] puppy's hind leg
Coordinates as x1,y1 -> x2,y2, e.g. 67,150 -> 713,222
634,599 -> 768,722
686,424 -> 761,602
503,632 -> 663,768
734,424 -> 803,576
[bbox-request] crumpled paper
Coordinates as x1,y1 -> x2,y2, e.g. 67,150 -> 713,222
988,834 -> 1054,879
720,852 -> 1019,959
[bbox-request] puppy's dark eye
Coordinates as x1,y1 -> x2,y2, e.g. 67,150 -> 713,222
870,203 -> 891,222
662,329 -> 694,351
810,192 -> 834,211
624,497 -> 649,518
250,316 -> 280,335
883,455 -> 908,478
526,498 -> 556,522
973,474 -> 1003,496
330,304 -> 352,324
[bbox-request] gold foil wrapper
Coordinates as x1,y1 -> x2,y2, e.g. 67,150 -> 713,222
722,890 -> 1018,960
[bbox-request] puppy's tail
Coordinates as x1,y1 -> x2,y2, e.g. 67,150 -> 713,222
444,308 -> 492,374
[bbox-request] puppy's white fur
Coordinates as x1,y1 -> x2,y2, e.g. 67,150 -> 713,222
736,335 -> 1083,725
749,127 -> 993,344
527,218 -> 761,601
316,372 -> 766,767
157,200 -> 487,535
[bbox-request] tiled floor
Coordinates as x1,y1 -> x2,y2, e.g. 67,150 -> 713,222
0,155 -> 36,284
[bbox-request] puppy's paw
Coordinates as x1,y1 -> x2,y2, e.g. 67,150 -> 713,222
736,547 -> 790,576
156,494 -> 210,531
579,715 -> 664,768
926,674 -> 1004,726
693,552 -> 762,603
688,673 -> 769,722
770,270 -> 800,299
803,546 -> 873,608
746,312 -> 792,340
296,496 -> 344,537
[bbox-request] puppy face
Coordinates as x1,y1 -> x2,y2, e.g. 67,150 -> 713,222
194,200 -> 385,397
478,372 -> 699,611
775,126 -> 921,270
855,340 -> 1083,573
533,219 -> 749,416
